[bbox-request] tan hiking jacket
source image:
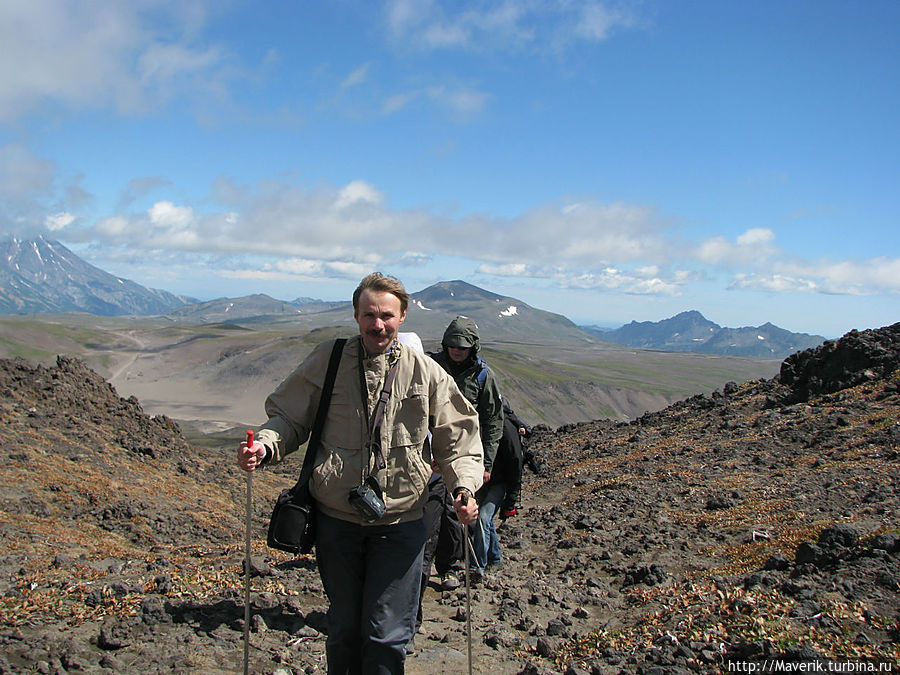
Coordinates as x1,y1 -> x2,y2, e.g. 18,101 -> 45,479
257,335 -> 484,525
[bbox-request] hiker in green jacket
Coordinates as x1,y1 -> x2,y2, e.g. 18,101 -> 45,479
431,316 -> 504,581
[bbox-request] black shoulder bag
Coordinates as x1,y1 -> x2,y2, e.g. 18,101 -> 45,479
266,338 -> 346,554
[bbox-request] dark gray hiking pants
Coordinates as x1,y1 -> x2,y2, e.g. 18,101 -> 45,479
315,512 -> 426,675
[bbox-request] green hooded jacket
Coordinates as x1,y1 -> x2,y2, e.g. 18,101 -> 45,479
431,316 -> 504,472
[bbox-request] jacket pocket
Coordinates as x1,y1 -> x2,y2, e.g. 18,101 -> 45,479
389,386 -> 428,447
310,445 -> 365,512
382,443 -> 431,511
322,397 -> 362,450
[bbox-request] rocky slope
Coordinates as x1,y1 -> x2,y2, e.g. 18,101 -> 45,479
0,324 -> 898,674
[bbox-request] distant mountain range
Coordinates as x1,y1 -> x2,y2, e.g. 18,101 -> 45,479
163,294 -> 345,323
585,310 -> 825,358
161,279 -> 592,346
0,236 -> 823,357
0,236 -> 194,316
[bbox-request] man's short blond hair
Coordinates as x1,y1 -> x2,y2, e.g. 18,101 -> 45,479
353,273 -> 409,314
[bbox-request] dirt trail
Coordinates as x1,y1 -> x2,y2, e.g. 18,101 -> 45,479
106,330 -> 148,384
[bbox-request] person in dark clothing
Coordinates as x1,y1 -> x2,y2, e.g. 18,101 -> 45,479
415,467 -> 464,637
480,397 -> 531,568
430,316 -> 504,579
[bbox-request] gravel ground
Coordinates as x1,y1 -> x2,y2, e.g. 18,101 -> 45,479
1,324 -> 898,674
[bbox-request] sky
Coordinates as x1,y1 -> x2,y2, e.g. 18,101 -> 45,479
1,0 -> 898,338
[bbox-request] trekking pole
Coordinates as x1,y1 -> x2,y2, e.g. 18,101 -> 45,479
459,492 -> 473,675
243,429 -> 254,675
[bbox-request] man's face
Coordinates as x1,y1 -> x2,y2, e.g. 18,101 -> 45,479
447,346 -> 471,363
355,289 -> 406,355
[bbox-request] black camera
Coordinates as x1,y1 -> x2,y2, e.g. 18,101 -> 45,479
348,476 -> 386,522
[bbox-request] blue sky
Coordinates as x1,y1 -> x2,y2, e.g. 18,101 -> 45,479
1,0 -> 898,338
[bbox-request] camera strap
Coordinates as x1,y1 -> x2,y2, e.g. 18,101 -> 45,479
288,338 -> 346,498
357,346 -> 401,475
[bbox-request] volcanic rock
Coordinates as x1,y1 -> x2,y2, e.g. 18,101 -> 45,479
1,323 -> 899,672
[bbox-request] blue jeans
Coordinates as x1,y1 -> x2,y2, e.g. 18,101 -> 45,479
471,482 -> 505,571
315,512 -> 426,675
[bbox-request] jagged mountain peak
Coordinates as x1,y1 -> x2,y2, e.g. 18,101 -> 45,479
601,309 -> 825,359
0,235 -> 194,316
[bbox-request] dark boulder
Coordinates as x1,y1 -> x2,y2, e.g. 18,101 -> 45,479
778,323 -> 900,403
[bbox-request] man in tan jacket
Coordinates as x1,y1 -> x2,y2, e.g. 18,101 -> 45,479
238,273 -> 482,674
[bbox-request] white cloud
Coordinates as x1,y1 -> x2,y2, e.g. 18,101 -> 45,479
574,3 -> 636,42
730,273 -> 819,294
138,42 -> 222,86
220,269 -> 290,281
335,181 -> 384,209
729,256 -> 900,296
760,258 -> 900,295
383,0 -> 638,53
325,260 -> 374,279
696,228 -> 779,265
396,251 -> 432,266
79,180 -> 681,295
66,175 -> 899,301
422,21 -> 469,48
385,0 -> 432,38
96,215 -> 130,236
476,261 -> 687,297
271,258 -> 372,281
45,211 -> 75,231
275,258 -> 325,276
427,86 -> 490,116
478,263 -> 530,277
382,86 -> 490,117
737,228 -> 775,246
149,201 -> 195,230
563,268 -> 685,296
383,91 -> 417,114
0,0 -> 230,121
475,201 -> 667,266
88,200 -> 204,250
341,62 -> 372,89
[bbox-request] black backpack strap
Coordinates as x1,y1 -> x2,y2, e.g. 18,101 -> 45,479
291,338 -> 346,495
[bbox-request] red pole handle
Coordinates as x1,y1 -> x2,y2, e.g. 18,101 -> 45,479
246,429 -> 254,449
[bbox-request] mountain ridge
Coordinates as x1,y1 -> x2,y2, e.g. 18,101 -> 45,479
0,236 -> 194,316
589,309 -> 826,358
2,236 -> 825,356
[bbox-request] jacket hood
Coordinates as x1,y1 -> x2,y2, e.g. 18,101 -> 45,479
442,316 -> 481,354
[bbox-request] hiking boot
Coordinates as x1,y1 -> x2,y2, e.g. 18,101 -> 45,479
440,571 -> 460,590
405,635 -> 416,655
